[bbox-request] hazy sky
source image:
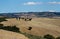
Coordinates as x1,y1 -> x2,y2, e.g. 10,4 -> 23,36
0,0 -> 60,13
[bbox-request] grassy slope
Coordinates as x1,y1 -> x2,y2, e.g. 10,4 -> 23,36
1,18 -> 60,37
0,30 -> 28,39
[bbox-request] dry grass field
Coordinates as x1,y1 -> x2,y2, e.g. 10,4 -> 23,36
0,29 -> 28,39
1,17 -> 60,37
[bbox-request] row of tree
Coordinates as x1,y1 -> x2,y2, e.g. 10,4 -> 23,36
16,17 -> 32,21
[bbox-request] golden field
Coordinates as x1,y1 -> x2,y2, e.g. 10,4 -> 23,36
0,29 -> 28,39
1,17 -> 60,37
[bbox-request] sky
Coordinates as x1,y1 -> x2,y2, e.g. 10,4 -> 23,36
0,0 -> 60,13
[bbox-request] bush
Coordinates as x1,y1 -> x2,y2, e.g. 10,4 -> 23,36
0,25 -> 20,33
0,24 -> 3,29
0,24 -> 3,26
43,34 -> 55,39
0,18 -> 7,22
28,27 -> 32,30
56,37 -> 60,39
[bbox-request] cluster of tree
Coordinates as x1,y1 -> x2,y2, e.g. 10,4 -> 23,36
25,18 -> 32,21
0,24 -> 20,33
16,17 -> 32,21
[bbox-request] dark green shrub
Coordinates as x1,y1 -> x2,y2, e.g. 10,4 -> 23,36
0,24 -> 3,29
56,37 -> 60,39
0,24 -> 3,26
44,34 -> 55,39
0,26 -> 20,33
28,27 -> 32,30
0,18 -> 7,22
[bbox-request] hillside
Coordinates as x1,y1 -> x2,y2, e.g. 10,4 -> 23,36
0,30 -> 28,39
1,17 -> 60,37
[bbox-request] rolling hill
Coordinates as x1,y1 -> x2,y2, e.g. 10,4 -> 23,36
0,30 -> 28,39
1,17 -> 60,37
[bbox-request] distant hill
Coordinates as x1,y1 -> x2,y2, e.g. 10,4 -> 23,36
0,12 -> 60,18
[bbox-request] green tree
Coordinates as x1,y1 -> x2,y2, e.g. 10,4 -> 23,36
0,18 -> 7,22
43,34 -> 55,39
56,37 -> 60,39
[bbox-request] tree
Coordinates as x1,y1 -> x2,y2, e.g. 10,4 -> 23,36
44,34 -> 55,39
0,25 -> 20,33
0,24 -> 3,29
28,27 -> 32,30
0,18 -> 7,22
56,37 -> 60,39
